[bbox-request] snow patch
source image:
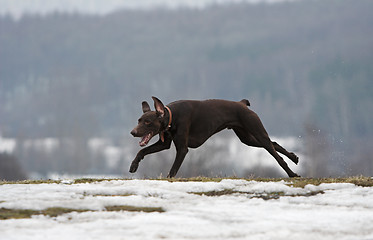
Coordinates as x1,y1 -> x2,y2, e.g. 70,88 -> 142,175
0,135 -> 16,153
1,179 -> 373,240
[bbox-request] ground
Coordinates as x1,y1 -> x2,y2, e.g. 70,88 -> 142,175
1,177 -> 373,240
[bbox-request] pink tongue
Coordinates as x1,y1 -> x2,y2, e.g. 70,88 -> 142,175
139,133 -> 151,146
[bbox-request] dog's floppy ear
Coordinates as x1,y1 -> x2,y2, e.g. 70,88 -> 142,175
142,101 -> 151,113
152,96 -> 165,117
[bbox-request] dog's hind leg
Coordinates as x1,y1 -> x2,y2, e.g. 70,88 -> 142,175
233,128 -> 261,147
233,128 -> 299,177
271,142 -> 299,164
233,128 -> 299,164
254,134 -> 300,177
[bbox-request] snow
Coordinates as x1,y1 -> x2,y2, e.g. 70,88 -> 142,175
1,179 -> 373,240
0,135 -> 16,153
23,138 -> 59,153
0,135 -> 306,178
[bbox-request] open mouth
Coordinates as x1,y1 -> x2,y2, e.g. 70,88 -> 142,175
139,132 -> 153,147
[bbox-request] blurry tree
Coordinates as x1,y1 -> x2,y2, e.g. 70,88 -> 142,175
0,153 -> 27,181
1,0 -> 372,177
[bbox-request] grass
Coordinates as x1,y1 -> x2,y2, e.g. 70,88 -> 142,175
0,205 -> 165,220
1,176 -> 372,187
159,176 -> 230,182
283,176 -> 373,188
191,189 -> 325,200
157,176 -> 373,187
0,179 -> 62,185
0,207 -> 90,220
1,176 -> 372,186
192,189 -> 239,196
105,205 -> 165,213
0,208 -> 40,220
0,178 -> 123,185
90,193 -> 134,197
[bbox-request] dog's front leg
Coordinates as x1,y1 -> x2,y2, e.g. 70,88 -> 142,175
129,139 -> 171,173
167,128 -> 190,178
167,145 -> 188,178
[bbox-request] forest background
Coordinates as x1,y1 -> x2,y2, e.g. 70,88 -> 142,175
0,0 -> 372,179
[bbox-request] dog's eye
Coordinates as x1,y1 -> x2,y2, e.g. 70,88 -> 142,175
144,120 -> 151,125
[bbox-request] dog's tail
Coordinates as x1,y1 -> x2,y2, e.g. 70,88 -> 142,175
240,99 -> 250,107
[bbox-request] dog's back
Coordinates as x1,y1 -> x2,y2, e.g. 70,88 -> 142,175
167,99 -> 255,148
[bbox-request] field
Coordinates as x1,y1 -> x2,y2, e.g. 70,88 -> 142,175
1,177 -> 373,240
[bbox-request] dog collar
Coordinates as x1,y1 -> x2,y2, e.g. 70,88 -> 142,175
160,106 -> 172,142
165,106 -> 172,130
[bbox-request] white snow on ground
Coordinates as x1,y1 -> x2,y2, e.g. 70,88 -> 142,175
1,179 -> 373,240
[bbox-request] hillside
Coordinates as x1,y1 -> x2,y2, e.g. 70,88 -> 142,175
1,0 -> 372,178
1,0 -> 372,138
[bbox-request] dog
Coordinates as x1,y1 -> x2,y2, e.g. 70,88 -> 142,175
130,97 -> 300,178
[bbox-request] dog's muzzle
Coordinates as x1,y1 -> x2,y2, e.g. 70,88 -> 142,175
130,129 -> 138,137
131,129 -> 153,147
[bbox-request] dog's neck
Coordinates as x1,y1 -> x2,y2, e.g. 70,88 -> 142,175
160,106 -> 172,142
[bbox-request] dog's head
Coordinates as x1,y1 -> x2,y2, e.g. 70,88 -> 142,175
130,96 -> 168,147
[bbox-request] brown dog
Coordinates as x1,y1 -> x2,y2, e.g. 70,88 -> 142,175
130,97 -> 300,178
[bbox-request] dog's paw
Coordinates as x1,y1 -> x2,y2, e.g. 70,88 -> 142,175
167,172 -> 175,178
290,172 -> 301,178
290,152 -> 299,165
129,161 -> 139,173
